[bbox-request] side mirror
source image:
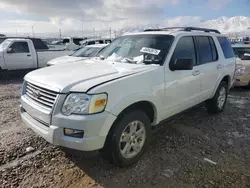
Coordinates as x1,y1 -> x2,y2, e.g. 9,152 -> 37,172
170,58 -> 193,71
7,48 -> 12,53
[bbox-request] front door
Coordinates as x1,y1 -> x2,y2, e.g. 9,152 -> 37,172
4,41 -> 34,70
163,36 -> 202,118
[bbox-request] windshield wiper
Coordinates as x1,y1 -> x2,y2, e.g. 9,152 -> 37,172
124,58 -> 137,64
97,55 -> 105,60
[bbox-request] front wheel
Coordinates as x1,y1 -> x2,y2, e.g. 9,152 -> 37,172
101,110 -> 151,167
205,81 -> 228,113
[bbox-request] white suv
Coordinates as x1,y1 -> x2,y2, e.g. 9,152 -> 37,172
20,27 -> 236,167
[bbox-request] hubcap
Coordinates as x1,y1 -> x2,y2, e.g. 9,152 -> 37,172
119,120 -> 146,159
217,87 -> 226,109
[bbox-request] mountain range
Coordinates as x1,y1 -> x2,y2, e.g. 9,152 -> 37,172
118,16 -> 250,37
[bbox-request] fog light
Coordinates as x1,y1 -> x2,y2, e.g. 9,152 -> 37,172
64,128 -> 84,138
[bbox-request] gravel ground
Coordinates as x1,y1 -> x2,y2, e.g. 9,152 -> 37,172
1,71 -> 250,188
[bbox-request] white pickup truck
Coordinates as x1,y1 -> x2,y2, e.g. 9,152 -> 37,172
20,27 -> 235,167
0,38 -> 72,71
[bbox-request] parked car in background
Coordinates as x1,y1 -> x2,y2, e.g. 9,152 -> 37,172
47,44 -> 108,66
243,37 -> 250,44
63,37 -> 87,51
232,44 -> 250,88
0,38 -> 72,71
20,27 -> 235,167
81,38 -> 112,46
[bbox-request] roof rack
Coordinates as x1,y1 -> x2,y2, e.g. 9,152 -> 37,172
144,27 -> 221,34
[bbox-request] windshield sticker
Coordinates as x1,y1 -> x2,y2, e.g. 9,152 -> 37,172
140,47 -> 161,55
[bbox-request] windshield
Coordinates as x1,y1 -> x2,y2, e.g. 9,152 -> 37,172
0,38 -> 6,44
233,47 -> 250,60
98,34 -> 174,65
0,40 -> 12,50
70,46 -> 102,57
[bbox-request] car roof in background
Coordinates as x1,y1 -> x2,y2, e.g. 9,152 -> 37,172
85,44 -> 108,48
232,44 -> 250,48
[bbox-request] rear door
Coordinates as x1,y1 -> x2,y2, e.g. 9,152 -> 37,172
4,41 -> 34,70
194,36 -> 220,99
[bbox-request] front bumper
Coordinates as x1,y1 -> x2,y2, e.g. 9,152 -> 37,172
20,97 -> 117,151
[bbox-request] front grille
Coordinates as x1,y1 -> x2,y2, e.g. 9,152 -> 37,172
23,108 -> 50,127
25,82 -> 58,110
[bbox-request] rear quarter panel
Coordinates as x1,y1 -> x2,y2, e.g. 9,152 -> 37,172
212,36 -> 236,95
37,51 -> 73,67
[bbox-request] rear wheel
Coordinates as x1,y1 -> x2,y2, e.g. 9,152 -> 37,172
101,110 -> 151,167
247,82 -> 250,89
205,81 -> 228,113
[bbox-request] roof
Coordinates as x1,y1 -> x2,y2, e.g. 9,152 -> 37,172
82,38 -> 111,42
123,27 -> 223,37
85,44 -> 108,48
124,31 -> 223,37
5,38 -> 29,41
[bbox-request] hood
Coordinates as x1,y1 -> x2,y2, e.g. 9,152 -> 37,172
47,55 -> 88,65
236,59 -> 250,68
25,59 -> 157,93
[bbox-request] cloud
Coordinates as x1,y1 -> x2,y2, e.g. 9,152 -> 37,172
0,0 -> 233,37
0,0 -> 182,36
0,0 -> 179,22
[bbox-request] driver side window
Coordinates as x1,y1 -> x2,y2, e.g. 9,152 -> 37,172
10,42 -> 30,53
170,36 -> 196,70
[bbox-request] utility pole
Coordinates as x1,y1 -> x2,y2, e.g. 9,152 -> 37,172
82,15 -> 84,39
109,27 -> 112,40
32,26 -> 35,37
59,29 -> 62,39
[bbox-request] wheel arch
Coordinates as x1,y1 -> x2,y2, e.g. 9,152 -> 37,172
212,75 -> 231,97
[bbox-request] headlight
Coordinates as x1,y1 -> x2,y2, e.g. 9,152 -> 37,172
61,93 -> 107,116
235,66 -> 246,76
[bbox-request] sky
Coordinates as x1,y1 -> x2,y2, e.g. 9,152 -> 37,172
0,0 -> 250,37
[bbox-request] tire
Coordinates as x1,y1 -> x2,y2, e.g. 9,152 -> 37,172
205,81 -> 228,114
101,110 -> 151,167
246,82 -> 250,89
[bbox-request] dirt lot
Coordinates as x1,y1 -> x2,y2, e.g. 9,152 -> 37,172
1,71 -> 250,188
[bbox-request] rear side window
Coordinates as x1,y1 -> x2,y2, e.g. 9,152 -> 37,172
217,37 -> 234,59
208,37 -> 218,61
170,36 -> 196,68
195,36 -> 214,64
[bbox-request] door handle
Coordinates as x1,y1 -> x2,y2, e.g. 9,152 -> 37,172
217,64 -> 222,69
27,54 -> 31,57
192,70 -> 200,76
